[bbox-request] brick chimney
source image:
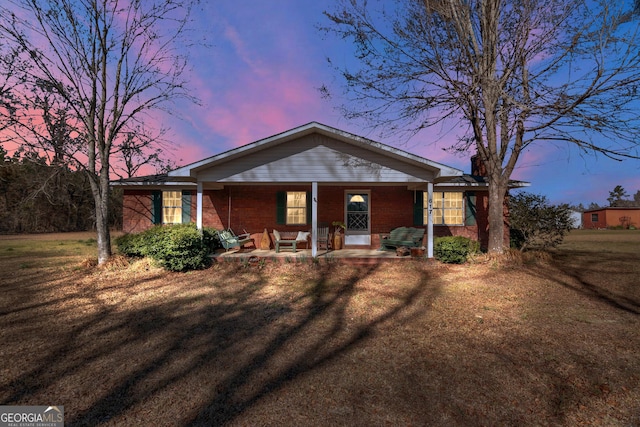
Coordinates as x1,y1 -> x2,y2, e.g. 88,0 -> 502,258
470,154 -> 487,177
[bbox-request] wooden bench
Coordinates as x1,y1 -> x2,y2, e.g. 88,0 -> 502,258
273,230 -> 310,253
379,227 -> 425,250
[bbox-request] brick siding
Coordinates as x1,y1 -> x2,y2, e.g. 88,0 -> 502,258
121,190 -> 153,234
122,185 -> 496,249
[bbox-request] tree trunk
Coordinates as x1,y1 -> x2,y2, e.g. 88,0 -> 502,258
487,178 -> 508,254
95,206 -> 112,264
88,169 -> 112,265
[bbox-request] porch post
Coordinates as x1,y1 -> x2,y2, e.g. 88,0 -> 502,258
311,181 -> 318,257
196,181 -> 203,230
427,182 -> 434,258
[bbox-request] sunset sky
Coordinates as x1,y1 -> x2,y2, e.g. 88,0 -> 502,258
159,0 -> 640,207
14,0 -> 637,207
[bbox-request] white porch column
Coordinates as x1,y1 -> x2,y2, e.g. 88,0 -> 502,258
196,181 -> 203,230
427,182 -> 434,258
311,181 -> 318,257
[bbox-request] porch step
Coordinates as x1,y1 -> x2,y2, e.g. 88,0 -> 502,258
210,248 -> 430,265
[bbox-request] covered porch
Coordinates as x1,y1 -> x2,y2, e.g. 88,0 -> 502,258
196,183 -> 438,258
165,123 -> 465,258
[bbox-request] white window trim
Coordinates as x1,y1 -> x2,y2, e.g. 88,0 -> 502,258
162,190 -> 183,225
286,191 -> 307,225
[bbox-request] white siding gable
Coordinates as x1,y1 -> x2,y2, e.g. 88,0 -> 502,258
196,134 -> 438,183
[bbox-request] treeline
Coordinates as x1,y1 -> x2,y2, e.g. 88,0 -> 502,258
605,185 -> 640,208
0,151 -> 121,234
569,185 -> 640,212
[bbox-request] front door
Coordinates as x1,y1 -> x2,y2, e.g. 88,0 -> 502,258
344,191 -> 370,246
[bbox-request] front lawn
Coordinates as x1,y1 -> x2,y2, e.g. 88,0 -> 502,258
0,230 -> 638,426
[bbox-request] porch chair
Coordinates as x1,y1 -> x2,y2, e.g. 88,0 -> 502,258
316,223 -> 331,253
217,228 -> 253,252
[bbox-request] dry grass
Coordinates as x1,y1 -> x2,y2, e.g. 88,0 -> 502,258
0,230 -> 639,426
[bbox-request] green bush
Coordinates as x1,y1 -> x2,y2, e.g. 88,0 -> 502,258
509,192 -> 573,251
116,224 -> 218,272
201,226 -> 222,252
115,229 -> 154,258
510,228 -> 526,250
434,236 -> 480,264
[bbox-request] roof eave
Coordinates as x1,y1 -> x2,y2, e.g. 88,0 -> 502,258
110,181 -> 196,188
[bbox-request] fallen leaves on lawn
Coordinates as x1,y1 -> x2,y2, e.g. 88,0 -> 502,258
0,231 -> 639,426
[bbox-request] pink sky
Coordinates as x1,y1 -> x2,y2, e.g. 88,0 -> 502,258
4,0 -> 639,206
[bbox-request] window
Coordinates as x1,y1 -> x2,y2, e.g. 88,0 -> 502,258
425,192 -> 464,225
151,190 -> 191,225
591,213 -> 599,222
286,191 -> 307,225
162,191 -> 183,224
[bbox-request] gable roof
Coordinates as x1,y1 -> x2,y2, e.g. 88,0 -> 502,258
111,122 -> 529,189
168,122 -> 463,182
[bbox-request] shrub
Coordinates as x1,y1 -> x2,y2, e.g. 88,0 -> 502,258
147,224 -> 211,271
509,192 -> 573,251
201,226 -> 222,252
115,230 -> 153,258
509,228 -> 526,250
116,224 -> 215,272
434,236 -> 480,264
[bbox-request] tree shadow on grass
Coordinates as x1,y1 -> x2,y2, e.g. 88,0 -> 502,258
542,250 -> 640,315
0,262 -> 439,426
186,265 -> 433,426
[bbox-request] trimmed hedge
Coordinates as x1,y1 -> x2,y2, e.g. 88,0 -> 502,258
434,236 -> 480,264
116,224 -> 221,272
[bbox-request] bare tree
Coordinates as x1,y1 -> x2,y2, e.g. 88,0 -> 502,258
114,129 -> 180,179
323,0 -> 640,253
0,0 -> 199,263
0,46 -> 25,140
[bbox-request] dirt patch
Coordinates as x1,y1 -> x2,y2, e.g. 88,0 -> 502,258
0,231 -> 639,426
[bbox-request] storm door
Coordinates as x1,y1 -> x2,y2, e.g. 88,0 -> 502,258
344,191 -> 370,246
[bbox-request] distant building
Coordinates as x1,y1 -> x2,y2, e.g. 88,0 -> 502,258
582,207 -> 640,229
569,210 -> 583,229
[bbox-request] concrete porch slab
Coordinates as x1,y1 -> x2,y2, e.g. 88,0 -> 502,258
211,248 -> 429,264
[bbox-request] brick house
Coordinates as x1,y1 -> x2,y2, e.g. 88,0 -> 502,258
582,207 -> 640,229
111,122 -> 528,257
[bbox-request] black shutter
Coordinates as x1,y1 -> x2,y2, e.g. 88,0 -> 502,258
465,192 -> 477,226
306,191 -> 312,224
152,191 -> 162,225
276,191 -> 286,225
413,190 -> 424,226
181,191 -> 191,224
